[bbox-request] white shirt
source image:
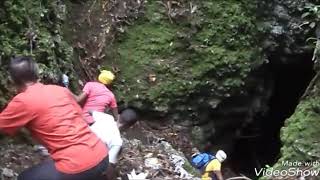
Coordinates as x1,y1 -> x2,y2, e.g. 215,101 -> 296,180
90,111 -> 123,147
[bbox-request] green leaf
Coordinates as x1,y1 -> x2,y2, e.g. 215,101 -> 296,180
301,12 -> 310,19
310,22 -> 316,29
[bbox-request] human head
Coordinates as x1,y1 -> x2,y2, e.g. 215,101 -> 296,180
118,109 -> 138,130
215,150 -> 227,163
9,56 -> 39,89
98,70 -> 115,85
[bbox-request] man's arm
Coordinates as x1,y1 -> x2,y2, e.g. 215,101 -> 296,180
72,82 -> 91,106
0,98 -> 33,136
73,92 -> 88,106
212,171 -> 224,180
108,91 -> 119,121
111,107 -> 119,122
206,160 -> 223,180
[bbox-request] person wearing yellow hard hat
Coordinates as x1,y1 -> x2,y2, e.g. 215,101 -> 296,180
74,70 -> 119,125
98,70 -> 115,85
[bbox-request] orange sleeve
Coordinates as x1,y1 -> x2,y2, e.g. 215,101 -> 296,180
64,88 -> 84,114
0,97 -> 34,135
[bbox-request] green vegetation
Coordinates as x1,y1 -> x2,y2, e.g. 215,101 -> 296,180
0,0 -> 76,106
266,61 -> 320,179
262,3 -> 320,178
111,0 -> 263,117
300,3 -> 320,30
0,0 -> 320,178
260,89 -> 320,179
279,98 -> 320,163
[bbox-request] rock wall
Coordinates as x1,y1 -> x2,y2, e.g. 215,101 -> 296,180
108,0 -> 320,177
260,0 -> 315,56
259,0 -> 320,178
263,0 -> 319,157
111,0 -> 264,118
263,57 -> 320,179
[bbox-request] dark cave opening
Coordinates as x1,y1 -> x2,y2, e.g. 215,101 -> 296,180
229,53 -> 315,179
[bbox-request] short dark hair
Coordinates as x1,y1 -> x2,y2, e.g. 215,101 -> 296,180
120,108 -> 138,126
9,56 -> 39,86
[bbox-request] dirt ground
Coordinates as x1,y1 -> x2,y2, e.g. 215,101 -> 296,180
0,121 -> 198,180
118,120 -> 197,179
0,120 -> 248,180
0,137 -> 44,180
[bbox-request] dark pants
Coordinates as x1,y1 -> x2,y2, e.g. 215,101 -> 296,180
18,156 -> 108,180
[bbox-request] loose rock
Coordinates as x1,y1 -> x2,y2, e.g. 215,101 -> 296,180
2,168 -> 15,178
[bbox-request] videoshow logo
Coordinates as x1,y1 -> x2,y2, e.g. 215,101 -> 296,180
255,168 -> 320,177
255,161 -> 320,178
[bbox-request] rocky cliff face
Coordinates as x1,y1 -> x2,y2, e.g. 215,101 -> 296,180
258,0 -> 320,176
111,0 -> 263,116
106,0 -> 320,177
109,0 -> 268,152
260,0 -> 315,56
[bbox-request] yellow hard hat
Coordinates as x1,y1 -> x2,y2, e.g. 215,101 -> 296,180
98,70 -> 115,85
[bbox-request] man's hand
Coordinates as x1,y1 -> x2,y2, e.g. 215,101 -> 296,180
213,171 -> 224,180
73,92 -> 88,107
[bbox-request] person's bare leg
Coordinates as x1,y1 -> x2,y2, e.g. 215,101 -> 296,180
105,145 -> 121,180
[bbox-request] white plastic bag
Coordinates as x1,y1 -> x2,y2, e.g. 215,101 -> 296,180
127,169 -> 149,180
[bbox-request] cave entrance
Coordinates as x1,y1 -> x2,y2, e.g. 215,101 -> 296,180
229,53 -> 315,179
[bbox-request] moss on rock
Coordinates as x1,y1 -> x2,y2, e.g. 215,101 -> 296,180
279,98 -> 320,163
111,0 -> 263,118
264,69 -> 320,179
259,90 -> 320,179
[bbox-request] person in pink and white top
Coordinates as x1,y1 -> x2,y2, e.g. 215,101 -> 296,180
74,70 -> 119,125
